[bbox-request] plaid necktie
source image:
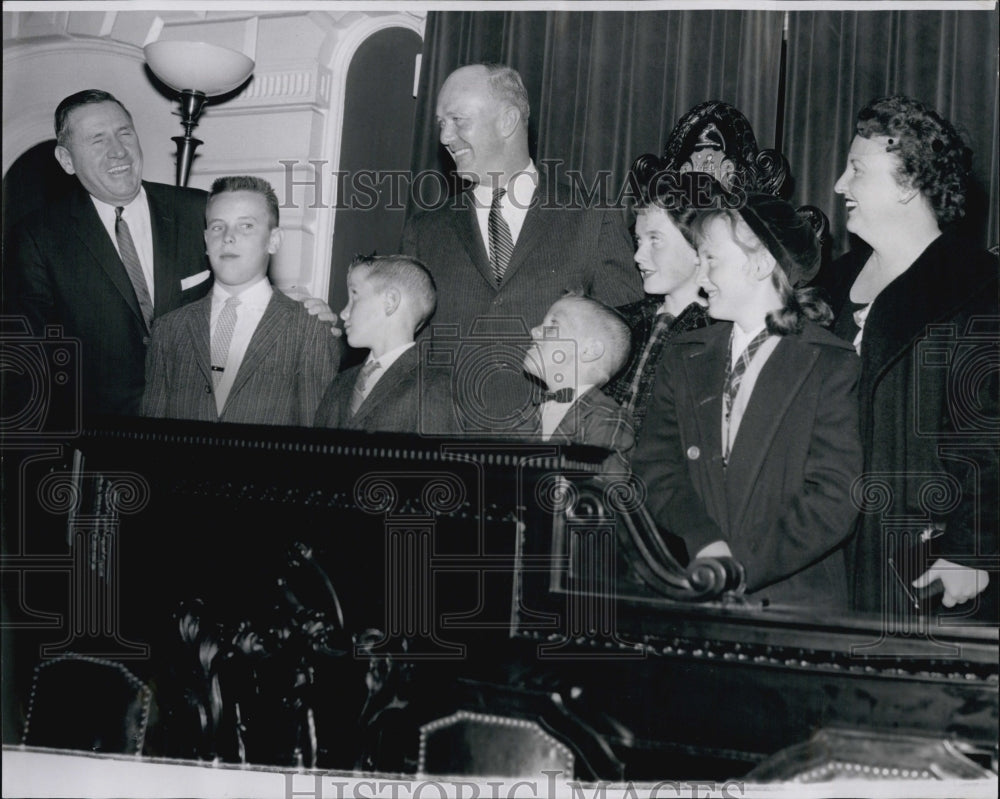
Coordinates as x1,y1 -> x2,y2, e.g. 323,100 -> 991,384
488,187 -> 514,285
211,295 -> 241,389
115,206 -> 154,330
722,327 -> 771,455
350,360 -> 381,415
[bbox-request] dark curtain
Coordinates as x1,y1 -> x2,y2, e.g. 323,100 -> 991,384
407,8 -> 998,253
784,9 -> 1000,253
409,10 -> 784,206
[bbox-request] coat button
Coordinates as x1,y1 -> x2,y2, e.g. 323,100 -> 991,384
142,336 -> 150,346
686,445 -> 700,460
205,385 -> 212,394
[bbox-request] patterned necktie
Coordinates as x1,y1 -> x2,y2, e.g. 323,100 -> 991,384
211,295 -> 241,389
488,187 -> 514,285
722,327 -> 772,424
115,206 -> 154,330
350,360 -> 381,415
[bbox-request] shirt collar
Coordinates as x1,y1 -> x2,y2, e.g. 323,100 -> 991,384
472,160 -> 537,206
91,186 -> 148,222
731,322 -> 769,354
368,341 -> 414,372
212,276 -> 272,309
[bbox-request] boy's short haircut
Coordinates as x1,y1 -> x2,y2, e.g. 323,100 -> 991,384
557,292 -> 631,383
348,254 -> 437,329
209,175 -> 280,228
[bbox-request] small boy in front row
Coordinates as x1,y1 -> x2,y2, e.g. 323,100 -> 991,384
143,176 -> 341,425
314,254 -> 455,434
523,293 -> 636,473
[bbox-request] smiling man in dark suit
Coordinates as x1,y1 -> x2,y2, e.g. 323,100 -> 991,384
401,64 -> 643,435
142,176 -> 340,425
7,90 -> 212,418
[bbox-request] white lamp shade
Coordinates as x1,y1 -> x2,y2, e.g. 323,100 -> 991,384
144,41 -> 254,96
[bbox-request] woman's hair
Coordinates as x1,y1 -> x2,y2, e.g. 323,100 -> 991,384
691,209 -> 832,335
856,96 -> 972,226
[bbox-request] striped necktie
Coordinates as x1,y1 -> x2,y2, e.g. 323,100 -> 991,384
211,295 -> 241,389
115,206 -> 154,330
488,187 -> 514,285
722,327 -> 771,454
350,360 -> 381,415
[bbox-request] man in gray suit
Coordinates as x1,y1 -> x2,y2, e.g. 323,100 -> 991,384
402,64 -> 643,434
142,176 -> 341,425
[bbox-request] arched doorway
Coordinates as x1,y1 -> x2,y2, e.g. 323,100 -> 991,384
328,27 -> 422,319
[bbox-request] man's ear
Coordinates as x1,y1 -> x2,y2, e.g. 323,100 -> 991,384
267,228 -> 284,255
498,105 -> 522,139
54,145 -> 76,176
383,287 -> 401,316
580,338 -> 605,363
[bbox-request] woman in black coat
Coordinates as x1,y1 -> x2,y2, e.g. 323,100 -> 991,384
830,96 -> 998,619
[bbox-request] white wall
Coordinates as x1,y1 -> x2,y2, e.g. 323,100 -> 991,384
2,7 -> 425,300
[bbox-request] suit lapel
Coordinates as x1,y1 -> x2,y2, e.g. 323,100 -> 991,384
725,336 -> 817,524
501,180 -> 543,285
352,347 -> 417,424
69,185 -> 146,327
184,294 -> 214,385
447,192 -> 494,288
225,291 -> 290,406
682,326 -> 730,531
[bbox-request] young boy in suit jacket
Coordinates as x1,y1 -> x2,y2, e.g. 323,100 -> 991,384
142,176 -> 341,425
523,294 -> 636,474
632,194 -> 862,609
314,255 -> 455,434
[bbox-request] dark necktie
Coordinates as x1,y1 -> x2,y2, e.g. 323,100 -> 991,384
350,360 -> 381,415
532,387 -> 575,405
114,206 -> 154,330
722,327 -> 772,456
488,187 -> 514,285
211,295 -> 241,389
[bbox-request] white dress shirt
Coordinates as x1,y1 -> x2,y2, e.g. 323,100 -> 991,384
472,161 -> 538,252
92,188 -> 155,305
211,277 -> 273,413
722,324 -> 780,458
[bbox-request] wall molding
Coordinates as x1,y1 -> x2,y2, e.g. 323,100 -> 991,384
309,12 -> 426,301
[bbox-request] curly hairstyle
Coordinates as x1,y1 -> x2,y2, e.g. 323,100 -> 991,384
856,96 -> 972,225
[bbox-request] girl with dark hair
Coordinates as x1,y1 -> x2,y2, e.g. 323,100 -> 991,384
632,194 -> 862,608
829,96 -> 998,617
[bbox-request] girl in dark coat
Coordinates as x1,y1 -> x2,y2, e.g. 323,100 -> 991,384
633,195 -> 862,608
830,96 -> 998,619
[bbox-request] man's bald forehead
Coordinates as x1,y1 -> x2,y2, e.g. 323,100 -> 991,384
441,64 -> 491,94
